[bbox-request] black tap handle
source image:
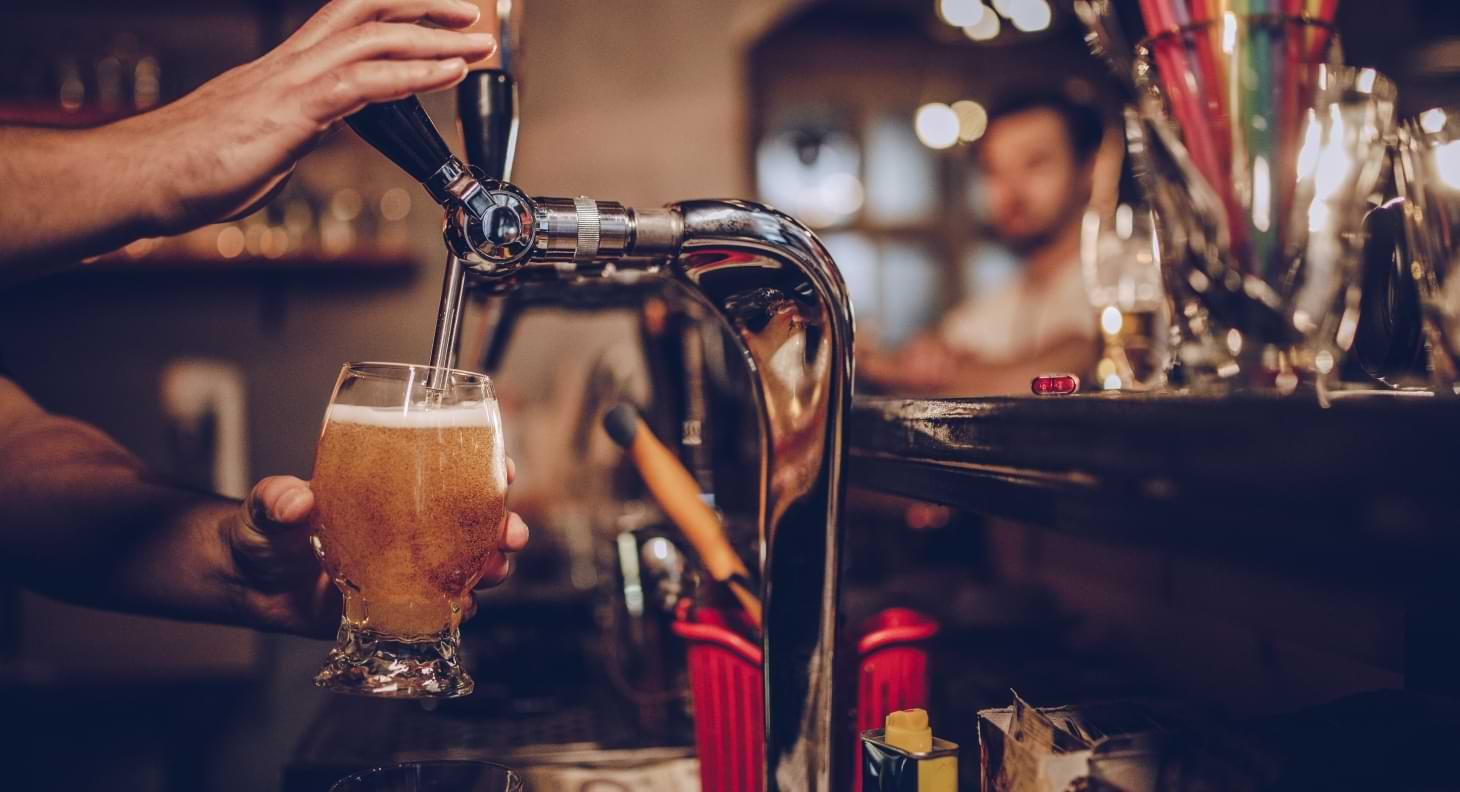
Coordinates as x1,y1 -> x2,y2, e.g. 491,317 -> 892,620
345,98 -> 455,184
457,69 -> 518,179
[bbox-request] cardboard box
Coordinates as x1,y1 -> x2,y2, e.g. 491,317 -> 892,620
977,692 -> 1265,792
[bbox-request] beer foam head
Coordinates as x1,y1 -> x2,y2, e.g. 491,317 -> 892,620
328,403 -> 495,428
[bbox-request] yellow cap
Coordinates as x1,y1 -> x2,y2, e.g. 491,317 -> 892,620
884,708 -> 933,754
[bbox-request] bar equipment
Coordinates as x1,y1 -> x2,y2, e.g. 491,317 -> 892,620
1136,31 -> 1393,392
1078,3 -> 1396,393
603,403 -> 763,627
1392,106 -> 1460,394
429,0 -> 520,388
1080,204 -> 1167,390
674,602 -> 939,792
343,83 -> 854,792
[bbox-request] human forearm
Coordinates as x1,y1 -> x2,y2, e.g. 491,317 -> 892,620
0,123 -> 168,284
0,381 -> 248,625
0,0 -> 494,285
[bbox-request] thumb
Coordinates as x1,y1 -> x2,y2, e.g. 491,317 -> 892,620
244,475 -> 315,532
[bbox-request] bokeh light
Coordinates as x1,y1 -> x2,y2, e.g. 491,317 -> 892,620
1008,0 -> 1052,32
938,0 -> 986,27
951,99 -> 988,142
962,7 -> 1001,41
914,103 -> 961,150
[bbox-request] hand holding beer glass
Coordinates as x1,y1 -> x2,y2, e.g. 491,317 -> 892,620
310,362 -> 508,697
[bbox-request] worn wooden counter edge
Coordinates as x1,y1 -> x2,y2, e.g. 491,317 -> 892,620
845,393 -> 1460,581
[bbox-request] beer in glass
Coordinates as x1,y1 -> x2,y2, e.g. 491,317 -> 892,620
310,362 -> 507,697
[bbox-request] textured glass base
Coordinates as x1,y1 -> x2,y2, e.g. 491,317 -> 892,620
315,622 -> 474,698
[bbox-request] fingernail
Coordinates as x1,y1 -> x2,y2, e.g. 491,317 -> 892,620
438,58 -> 467,74
453,0 -> 482,21
465,32 -> 495,48
275,489 -> 307,521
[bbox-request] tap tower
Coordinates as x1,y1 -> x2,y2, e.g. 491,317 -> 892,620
342,6 -> 856,787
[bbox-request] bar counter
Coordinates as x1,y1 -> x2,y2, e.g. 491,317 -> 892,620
845,392 -> 1460,583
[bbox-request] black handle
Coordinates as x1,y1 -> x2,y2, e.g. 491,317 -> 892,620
345,98 -> 455,184
457,69 -> 518,179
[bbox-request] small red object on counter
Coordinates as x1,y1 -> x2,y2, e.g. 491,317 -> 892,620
1031,373 -> 1080,396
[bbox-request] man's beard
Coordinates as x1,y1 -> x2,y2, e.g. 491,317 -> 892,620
998,194 -> 1087,257
1002,225 -> 1060,257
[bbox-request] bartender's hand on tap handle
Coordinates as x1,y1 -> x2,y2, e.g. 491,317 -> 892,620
137,0 -> 495,235
236,457 -> 529,637
0,0 -> 493,278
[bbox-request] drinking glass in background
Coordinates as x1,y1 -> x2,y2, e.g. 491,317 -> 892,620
311,363 -> 508,698
1081,203 -> 1168,390
1393,106 -> 1460,395
1131,15 -> 1395,393
331,761 -> 523,792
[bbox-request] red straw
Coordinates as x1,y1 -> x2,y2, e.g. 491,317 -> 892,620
1188,0 -> 1232,190
1141,0 -> 1227,208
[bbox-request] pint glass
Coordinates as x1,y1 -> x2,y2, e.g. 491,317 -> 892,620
310,362 -> 507,697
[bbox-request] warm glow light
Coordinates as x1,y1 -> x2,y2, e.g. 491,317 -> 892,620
991,0 -> 1017,16
216,226 -> 246,259
1315,350 -> 1335,374
1433,140 -> 1460,191
1251,155 -> 1272,232
1313,105 -> 1351,202
952,99 -> 989,142
1226,328 -> 1243,355
1296,109 -> 1323,179
1115,203 -> 1134,239
1008,0 -> 1052,32
938,0 -> 986,27
245,224 -> 267,256
963,7 -> 1001,40
915,103 -> 961,150
261,227 -> 290,259
1420,108 -> 1449,135
330,189 -> 363,221
1100,305 -> 1124,336
1356,68 -> 1378,94
380,188 -> 413,221
1294,309 -> 1317,334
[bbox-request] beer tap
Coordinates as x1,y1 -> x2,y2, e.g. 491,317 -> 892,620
430,0 -> 521,385
344,22 -> 855,792
346,96 -> 685,276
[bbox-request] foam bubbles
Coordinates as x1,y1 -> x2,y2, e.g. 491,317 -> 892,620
327,403 -> 496,429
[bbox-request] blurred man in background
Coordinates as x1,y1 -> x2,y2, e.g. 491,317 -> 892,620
860,92 -> 1106,396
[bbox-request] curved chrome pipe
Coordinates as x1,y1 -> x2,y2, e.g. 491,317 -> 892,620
671,200 -> 854,792
465,194 -> 855,791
